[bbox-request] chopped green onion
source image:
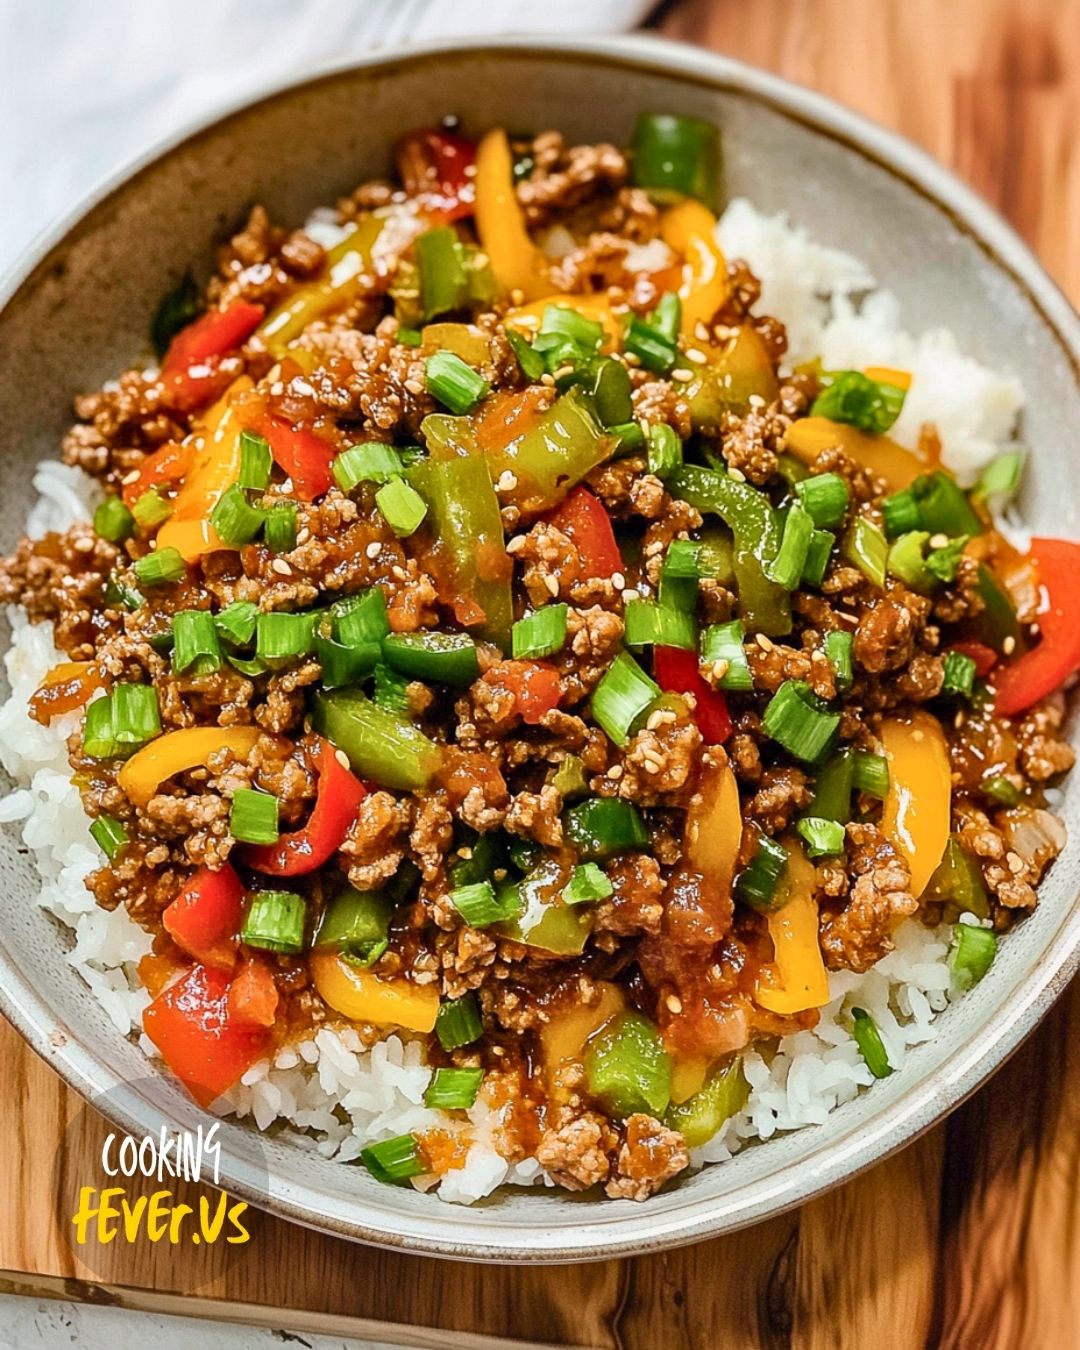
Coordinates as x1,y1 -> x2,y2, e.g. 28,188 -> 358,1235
238,430 -> 272,491
398,326 -> 423,348
975,449 -> 1024,504
83,684 -> 162,758
982,774 -> 1021,807
416,225 -> 468,319
104,573 -> 144,611
808,749 -> 857,823
630,112 -> 721,207
229,788 -> 279,845
314,633 -> 381,688
376,477 -> 427,537
584,1011 -> 671,1118
449,880 -> 519,928
795,472 -> 850,529
264,502 -> 298,554
512,604 -> 568,660
171,610 -> 222,675
507,329 -> 545,380
132,547 -> 186,589
624,600 -> 696,651
241,890 -> 306,954
735,834 -> 789,911
824,630 -> 853,692
333,589 -> 390,646
373,662 -> 411,715
843,517 -> 888,589
651,293 -> 682,344
93,497 -> 135,544
214,600 -> 259,647
360,1133 -> 425,1184
562,863 -> 613,906
797,816 -> 846,858
659,538 -> 702,613
950,922 -> 997,991
83,696 -> 122,758
852,751 -> 889,799
425,351 -> 489,414
801,528 -> 834,587
762,680 -> 840,763
540,303 -> 604,353
925,535 -> 969,585
315,887 -> 392,967
811,370 -> 906,434
565,796 -> 649,860
382,630 -> 479,685
766,501 -> 814,590
423,1067 -> 485,1111
647,423 -> 683,480
609,420 -> 646,455
227,654 -> 268,678
507,838 -> 541,874
700,620 -> 753,691
132,488 -> 173,532
911,471 -> 983,538
89,815 -> 129,860
664,1059 -> 749,1147
332,442 -> 405,491
942,649 -> 976,699
887,531 -> 933,592
552,753 -> 589,800
851,1008 -> 892,1078
210,484 -> 265,546
255,611 -> 315,666
435,993 -> 483,1051
624,314 -> 677,375
882,488 -> 921,539
591,651 -> 660,747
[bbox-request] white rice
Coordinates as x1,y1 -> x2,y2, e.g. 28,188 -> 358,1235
0,202 -> 1024,1204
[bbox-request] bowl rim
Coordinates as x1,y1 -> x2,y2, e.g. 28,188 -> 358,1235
2,31 -> 1079,1265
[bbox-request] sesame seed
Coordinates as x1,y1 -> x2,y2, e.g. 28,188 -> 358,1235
404,378 -> 425,397
493,867 -> 508,882
295,528 -> 311,545
334,749 -> 350,771
554,365 -> 575,381
672,368 -> 694,382
624,352 -> 641,368
694,322 -> 710,343
366,541 -> 381,559
540,373 -> 556,387
646,709 -> 665,731
269,381 -> 285,396
686,348 -> 708,365
506,535 -> 526,555
496,470 -> 518,492
929,533 -> 950,549
748,394 -> 766,410
607,764 -> 624,780
271,559 -> 292,576
1003,635 -> 1016,655
1006,851 -> 1025,875
642,757 -> 664,775
510,288 -> 525,307
666,994 -> 683,1014
121,469 -> 140,486
544,574 -> 560,597
954,709 -> 966,728
611,571 -> 626,590
391,565 -> 407,581
621,588 -> 640,603
458,846 -> 474,860
756,634 -> 775,651
728,467 -> 747,482
711,658 -> 730,682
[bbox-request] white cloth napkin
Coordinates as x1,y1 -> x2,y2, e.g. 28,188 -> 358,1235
0,0 -> 654,271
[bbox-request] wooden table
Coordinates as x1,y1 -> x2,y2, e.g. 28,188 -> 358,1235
4,3 -> 1080,1345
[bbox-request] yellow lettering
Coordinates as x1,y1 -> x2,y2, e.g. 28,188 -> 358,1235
121,1194 -> 148,1243
98,1187 -> 125,1244
199,1191 -> 228,1244
168,1201 -> 194,1245
71,1186 -> 100,1245
146,1190 -> 173,1243
226,1199 -> 250,1244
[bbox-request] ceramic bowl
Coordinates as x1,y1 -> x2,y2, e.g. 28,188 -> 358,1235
1,34 -> 1078,1262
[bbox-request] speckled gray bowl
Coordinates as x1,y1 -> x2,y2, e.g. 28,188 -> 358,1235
1,34 -> 1078,1263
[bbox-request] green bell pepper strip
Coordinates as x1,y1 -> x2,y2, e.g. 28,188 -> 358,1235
924,835 -> 990,921
584,1011 -> 672,1119
381,631 -> 479,686
494,857 -> 593,956
973,564 -> 1021,653
311,688 -> 442,791
484,388 -> 612,513
670,464 -> 791,636
407,455 -> 513,649
664,1058 -> 749,1147
314,886 -> 393,967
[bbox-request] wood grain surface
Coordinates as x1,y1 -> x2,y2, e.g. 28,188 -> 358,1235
3,2 -> 1079,1346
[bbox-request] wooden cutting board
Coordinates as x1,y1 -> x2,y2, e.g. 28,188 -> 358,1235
3,2 -> 1079,1345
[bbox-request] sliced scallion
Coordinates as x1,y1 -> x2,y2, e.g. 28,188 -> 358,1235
360,1133 -> 425,1184
795,472 -> 850,529
511,604 -> 569,661
376,477 -> 427,537
941,649 -> 976,699
982,774 -> 1021,807
842,517 -> 888,589
435,993 -> 483,1051
950,922 -> 997,991
372,662 -> 411,715
230,788 -> 280,845
851,1007 -> 892,1078
332,442 -> 405,491
423,1067 -> 485,1111
887,531 -> 933,592
89,815 -> 128,860
911,471 -> 983,538
93,497 -> 135,544
132,546 -> 186,589
824,630 -> 853,692
766,501 -> 814,590
811,370 -> 906,435
333,589 -> 390,646
796,815 -> 846,858
416,225 -> 468,319
264,501 -> 298,554
540,303 -> 604,353
925,535 -> 969,585
132,488 -> 172,532
507,329 -> 545,380
449,880 -> 519,928
700,620 -> 753,691
314,633 -> 381,688
210,484 -> 265,546
735,834 -> 789,911
238,430 -> 272,491
171,610 -> 222,675
647,423 -> 683,480
975,449 -> 1024,504
382,630 -> 479,685
882,487 -> 920,539
315,887 -> 392,967
564,796 -> 649,860
214,600 -> 259,647
624,314 -> 677,375
591,651 -> 660,747
241,890 -> 306,954
852,751 -> 889,799
624,600 -> 696,651
255,611 -> 315,665
425,350 -> 489,414
801,528 -> 834,587
762,680 -> 840,763
562,862 -> 613,906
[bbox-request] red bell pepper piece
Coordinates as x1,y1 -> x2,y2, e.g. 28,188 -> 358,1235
395,125 -> 477,223
162,864 -> 245,971
227,953 -> 280,1028
498,660 -> 562,725
653,645 -> 732,744
242,738 -> 366,876
949,641 -> 997,678
122,442 -> 195,508
260,415 -> 336,501
160,300 -> 264,413
995,538 -> 1080,717
143,963 -> 270,1107
545,487 -> 623,581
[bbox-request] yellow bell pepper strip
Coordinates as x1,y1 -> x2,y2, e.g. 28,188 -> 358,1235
118,726 -> 260,808
505,295 -> 624,352
659,199 -> 730,338
677,325 -> 779,433
880,711 -> 952,898
865,366 -> 912,391
784,416 -> 924,493
474,128 -> 548,301
155,377 -> 253,561
685,748 -> 742,905
309,949 -> 439,1032
755,840 -> 830,1015
257,215 -> 385,357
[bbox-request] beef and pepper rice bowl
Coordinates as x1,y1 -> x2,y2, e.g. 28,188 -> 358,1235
1,111 -> 1075,1205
